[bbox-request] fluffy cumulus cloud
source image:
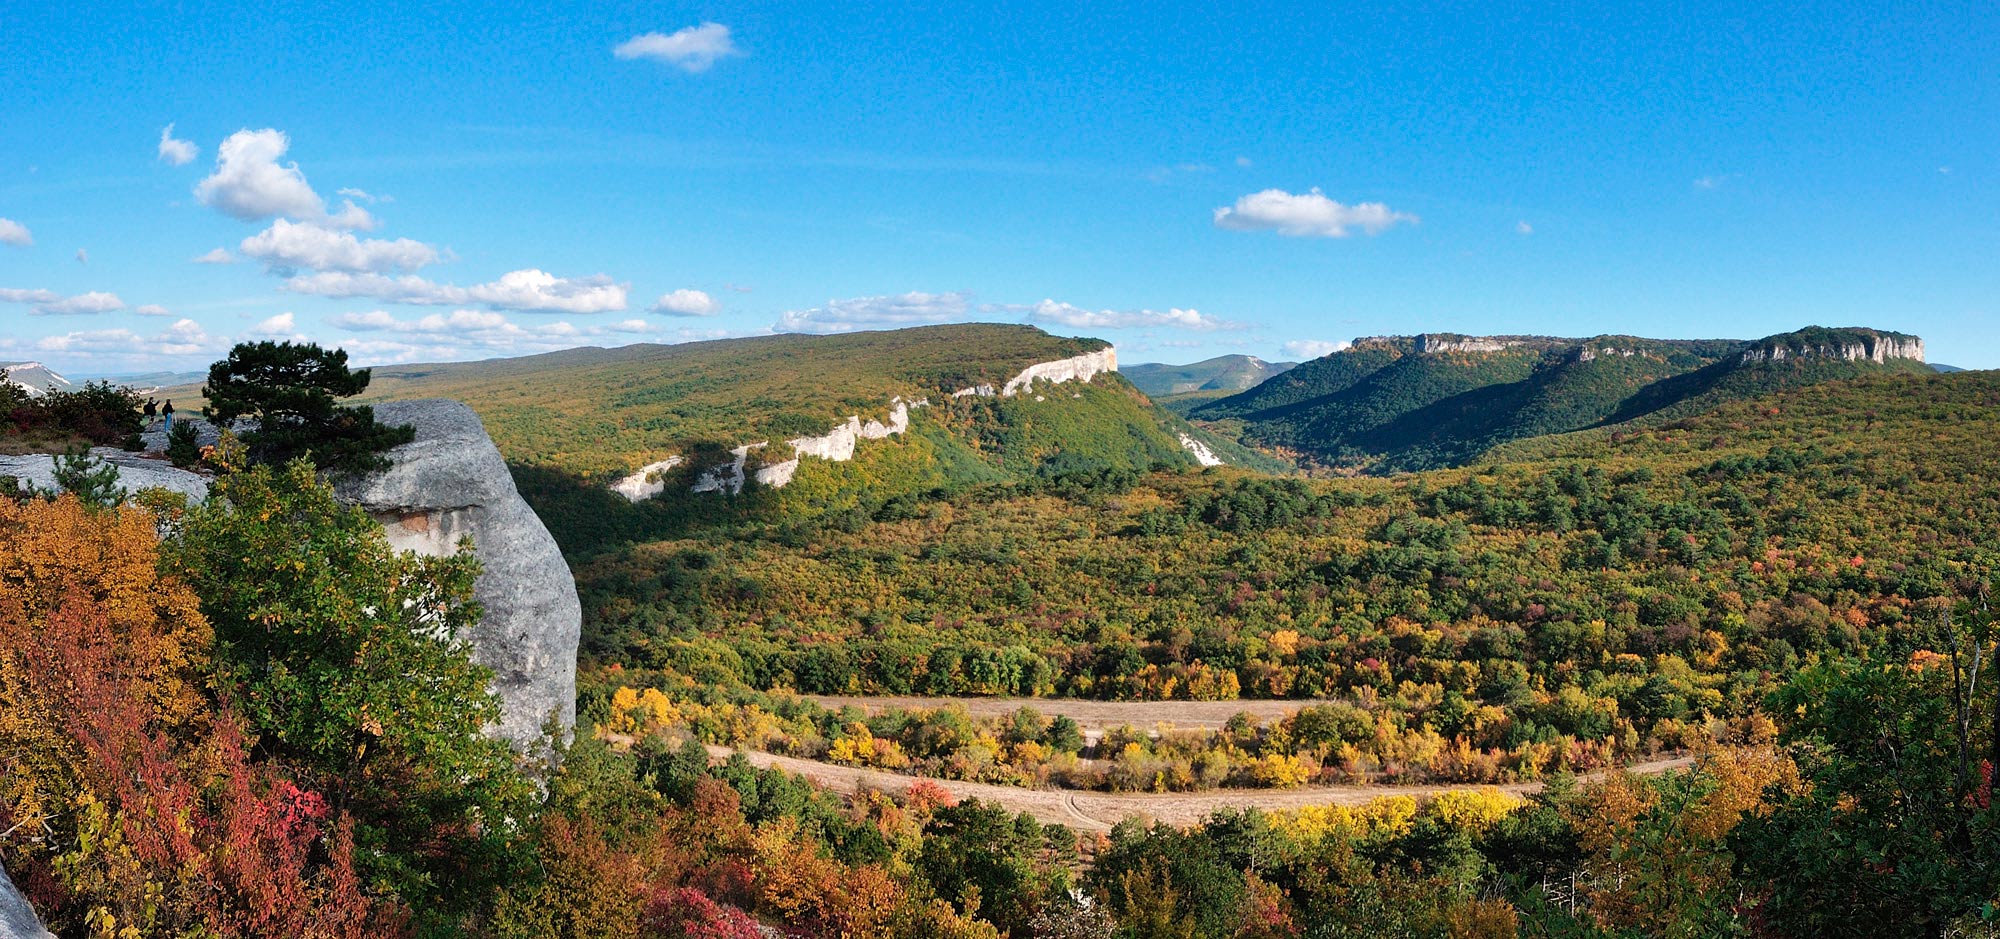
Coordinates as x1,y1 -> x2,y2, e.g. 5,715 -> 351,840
322,308 -> 697,364
1213,187 -> 1417,238
194,129 -> 373,229
240,218 -> 440,274
0,287 -> 125,316
157,123 -> 198,165
33,318 -> 219,358
133,304 -> 172,317
774,291 -> 971,334
286,269 -> 629,314
192,247 -> 236,264
0,217 -> 30,247
650,288 -> 719,316
250,312 -> 309,340
614,22 -> 743,72
1280,339 -> 1351,360
1019,299 -> 1241,332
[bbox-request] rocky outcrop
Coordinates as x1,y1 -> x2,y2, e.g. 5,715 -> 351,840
1178,433 -> 1224,467
1000,348 -> 1117,397
0,448 -> 209,503
0,862 -> 54,939
334,400 -> 580,753
1740,334 -> 1924,365
610,457 -> 684,502
626,347 -> 1121,499
1414,335 -> 1527,354
693,443 -> 764,495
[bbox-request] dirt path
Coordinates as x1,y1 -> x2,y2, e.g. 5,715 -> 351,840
709,745 -> 1695,832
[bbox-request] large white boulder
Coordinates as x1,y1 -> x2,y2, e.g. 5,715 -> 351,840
334,399 -> 581,752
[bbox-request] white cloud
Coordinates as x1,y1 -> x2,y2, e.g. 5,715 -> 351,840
1281,339 -> 1350,360
614,23 -> 743,72
192,247 -> 236,264
288,268 -> 629,314
1235,156 -> 1253,168
0,218 -> 30,247
1019,299 -> 1241,332
158,123 -> 198,165
194,128 -> 374,229
330,310 -> 401,330
650,288 -> 719,316
249,312 -> 312,341
1517,220 -> 1534,235
336,187 -> 388,203
240,218 -> 440,274
774,291 -> 971,334
133,304 -> 172,317
35,318 -> 219,358
74,249 -> 87,265
0,288 -> 124,316
1213,187 -> 1417,238
322,308 -> 682,363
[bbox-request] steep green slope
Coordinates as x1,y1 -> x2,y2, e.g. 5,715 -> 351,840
1124,355 -> 1296,397
1194,327 -> 1927,474
1193,336 -> 1561,466
1601,327 -> 1932,426
1356,337 -> 1741,471
355,324 -> 1108,478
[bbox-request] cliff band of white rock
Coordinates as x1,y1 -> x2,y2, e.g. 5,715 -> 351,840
618,348 -> 1154,499
1739,336 -> 1924,364
1177,433 -> 1225,467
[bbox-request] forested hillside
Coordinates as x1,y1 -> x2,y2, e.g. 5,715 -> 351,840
574,369 -> 2000,784
1192,326 -> 1928,473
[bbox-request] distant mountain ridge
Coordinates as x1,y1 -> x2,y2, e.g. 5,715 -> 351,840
0,361 -> 74,397
1193,326 -> 1928,473
1125,355 -> 1297,397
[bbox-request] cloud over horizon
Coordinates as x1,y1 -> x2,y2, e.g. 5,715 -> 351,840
774,291 -> 971,334
287,268 -> 630,314
1213,188 -> 1417,238
194,129 -> 374,229
615,23 -> 743,72
241,218 -> 441,274
650,288 -> 720,316
1280,338 -> 1350,360
157,123 -> 197,165
0,287 -> 125,316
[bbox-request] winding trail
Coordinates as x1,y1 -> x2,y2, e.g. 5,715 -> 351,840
708,744 -> 1694,832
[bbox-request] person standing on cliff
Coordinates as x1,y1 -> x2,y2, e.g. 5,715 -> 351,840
162,399 -> 175,433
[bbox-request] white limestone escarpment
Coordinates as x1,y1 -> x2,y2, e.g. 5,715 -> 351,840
334,399 -> 581,754
1739,334 -> 1924,365
1178,433 -> 1224,467
610,456 -> 685,502
999,347 -> 1117,396
636,346 -> 1123,497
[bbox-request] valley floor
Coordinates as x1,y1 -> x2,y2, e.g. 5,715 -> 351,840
804,694 -> 1342,747
707,743 -> 1693,832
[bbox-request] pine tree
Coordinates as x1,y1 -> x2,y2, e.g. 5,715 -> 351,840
203,341 -> 414,475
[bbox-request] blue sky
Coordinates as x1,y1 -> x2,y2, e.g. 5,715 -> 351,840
1,1 -> 1994,375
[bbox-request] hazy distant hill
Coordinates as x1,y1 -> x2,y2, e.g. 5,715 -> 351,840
1192,326 -> 1928,473
1932,363 -> 1966,373
1125,355 -> 1296,397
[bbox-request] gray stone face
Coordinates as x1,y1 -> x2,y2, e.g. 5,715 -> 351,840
334,399 -> 580,752
0,448 -> 210,503
0,862 -> 53,939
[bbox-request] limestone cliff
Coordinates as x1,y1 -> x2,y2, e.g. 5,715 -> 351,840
333,399 -> 581,752
647,347 -> 1126,498
1739,332 -> 1924,365
1000,348 -> 1118,396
